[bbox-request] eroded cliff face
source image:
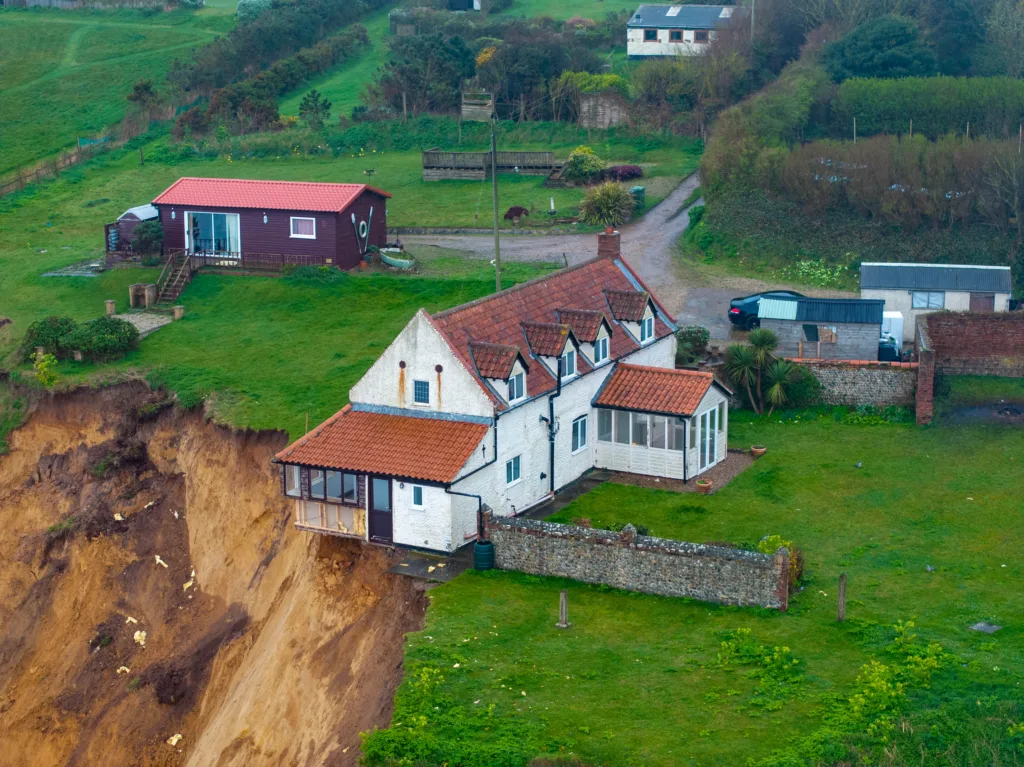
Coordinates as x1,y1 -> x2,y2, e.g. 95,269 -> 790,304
0,384 -> 426,767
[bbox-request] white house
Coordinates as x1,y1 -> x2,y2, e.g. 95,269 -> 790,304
626,4 -> 744,58
274,233 -> 732,554
860,263 -> 1012,343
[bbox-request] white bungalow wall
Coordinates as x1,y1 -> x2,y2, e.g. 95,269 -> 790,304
626,27 -> 717,57
349,309 -> 494,418
392,482 -> 455,552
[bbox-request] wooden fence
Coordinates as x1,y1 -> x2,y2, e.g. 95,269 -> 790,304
0,144 -> 107,201
188,251 -> 328,272
422,149 -> 555,181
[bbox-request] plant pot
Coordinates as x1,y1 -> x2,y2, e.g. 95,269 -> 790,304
696,479 -> 713,494
358,260 -> 367,269
604,225 -> 615,234
751,445 -> 767,458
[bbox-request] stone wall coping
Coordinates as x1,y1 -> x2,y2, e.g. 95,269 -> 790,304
484,512 -> 780,566
788,358 -> 918,369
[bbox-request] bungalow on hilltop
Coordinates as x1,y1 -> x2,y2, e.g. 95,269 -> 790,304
626,4 -> 747,58
275,232 -> 732,553
151,177 -> 391,269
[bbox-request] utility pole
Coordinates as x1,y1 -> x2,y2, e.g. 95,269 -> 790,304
750,0 -> 755,43
491,126 -> 502,292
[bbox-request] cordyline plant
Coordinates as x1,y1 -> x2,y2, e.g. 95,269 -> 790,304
724,328 -> 800,415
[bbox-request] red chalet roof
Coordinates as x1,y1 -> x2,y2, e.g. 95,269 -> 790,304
594,364 -> 725,417
429,255 -> 674,408
153,177 -> 391,213
276,406 -> 487,483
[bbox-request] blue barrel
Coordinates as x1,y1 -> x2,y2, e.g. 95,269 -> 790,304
474,540 -> 494,570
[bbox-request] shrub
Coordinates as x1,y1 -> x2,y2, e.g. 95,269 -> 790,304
578,182 -> 635,227
562,145 -> 605,183
131,220 -> 163,256
21,316 -> 77,362
785,365 -> 823,408
32,352 -> 58,389
823,16 -> 936,82
757,534 -> 804,588
675,325 -> 710,365
236,0 -> 271,24
61,316 -> 139,363
603,164 -> 643,182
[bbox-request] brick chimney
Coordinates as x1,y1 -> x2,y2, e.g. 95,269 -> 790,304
597,228 -> 621,259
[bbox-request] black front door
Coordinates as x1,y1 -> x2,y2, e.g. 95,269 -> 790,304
368,476 -> 393,544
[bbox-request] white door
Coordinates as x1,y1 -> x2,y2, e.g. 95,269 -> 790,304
698,408 -> 718,472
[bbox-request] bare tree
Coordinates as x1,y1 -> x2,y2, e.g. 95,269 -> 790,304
982,141 -> 1024,240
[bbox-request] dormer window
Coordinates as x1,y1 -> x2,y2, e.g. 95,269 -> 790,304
593,336 -> 609,364
640,315 -> 654,344
559,348 -> 576,379
507,371 -> 525,402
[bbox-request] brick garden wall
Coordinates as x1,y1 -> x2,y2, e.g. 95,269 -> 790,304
794,360 -> 918,407
483,513 -> 789,610
925,313 -> 1024,377
914,312 -> 1024,424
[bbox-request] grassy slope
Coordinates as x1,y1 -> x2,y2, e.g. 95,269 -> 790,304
0,145 -> 560,437
496,0 -> 638,19
388,416 -> 1024,765
0,8 -> 233,175
278,5 -> 392,120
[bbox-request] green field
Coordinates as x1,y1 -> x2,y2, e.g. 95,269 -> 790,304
497,0 -> 639,19
278,5 -> 393,121
367,414 -> 1024,765
0,8 -> 233,175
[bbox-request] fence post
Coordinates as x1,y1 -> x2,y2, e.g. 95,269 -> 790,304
556,589 -> 571,629
837,573 -> 847,622
853,116 -> 857,144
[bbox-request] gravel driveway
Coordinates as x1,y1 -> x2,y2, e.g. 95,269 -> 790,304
402,175 -> 852,341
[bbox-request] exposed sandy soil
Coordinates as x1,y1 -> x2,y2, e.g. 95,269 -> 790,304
0,384 -> 427,767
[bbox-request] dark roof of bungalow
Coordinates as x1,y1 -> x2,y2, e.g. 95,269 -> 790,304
627,4 -> 746,29
860,263 -> 1012,293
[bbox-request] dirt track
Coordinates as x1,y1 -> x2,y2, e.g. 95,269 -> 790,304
0,385 -> 427,766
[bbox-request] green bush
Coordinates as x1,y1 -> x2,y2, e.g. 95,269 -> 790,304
131,220 -> 163,256
785,365 -> 823,408
20,316 -> 77,362
823,16 -> 936,82
675,325 -> 710,365
236,0 -> 271,24
562,145 -> 605,184
61,316 -> 139,362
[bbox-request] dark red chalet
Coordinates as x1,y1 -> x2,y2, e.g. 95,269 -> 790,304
152,177 -> 391,269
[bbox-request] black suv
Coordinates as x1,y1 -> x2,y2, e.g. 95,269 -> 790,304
728,290 -> 804,330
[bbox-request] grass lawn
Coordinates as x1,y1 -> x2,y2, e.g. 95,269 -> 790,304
369,414 -> 1024,765
0,8 -> 233,175
278,5 -> 392,120
497,0 -> 639,19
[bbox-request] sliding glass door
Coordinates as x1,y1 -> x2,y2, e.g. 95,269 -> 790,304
186,212 -> 240,254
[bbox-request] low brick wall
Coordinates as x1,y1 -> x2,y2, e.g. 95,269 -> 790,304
793,359 -> 918,407
483,513 -> 789,610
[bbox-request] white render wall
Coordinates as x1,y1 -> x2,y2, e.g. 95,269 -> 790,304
686,386 -> 729,477
350,310 -> 494,417
861,288 -> 1012,342
392,482 -> 454,551
451,334 -> 676,519
626,27 -> 716,57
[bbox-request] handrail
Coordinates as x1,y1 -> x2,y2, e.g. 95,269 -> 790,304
155,249 -> 181,295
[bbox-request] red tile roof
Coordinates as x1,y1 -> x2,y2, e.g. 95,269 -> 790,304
556,309 -> 608,342
594,364 -> 721,416
430,256 -> 674,407
521,322 -> 573,357
469,342 -> 523,379
605,289 -> 651,322
275,406 -> 487,483
152,177 -> 391,213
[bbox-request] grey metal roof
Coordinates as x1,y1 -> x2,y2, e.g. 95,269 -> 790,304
118,203 -> 159,221
860,262 -> 1011,293
762,297 -> 884,325
627,4 -> 744,29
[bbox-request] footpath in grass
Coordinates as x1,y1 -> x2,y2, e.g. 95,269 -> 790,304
278,5 -> 393,120
0,8 -> 233,174
368,415 -> 1024,765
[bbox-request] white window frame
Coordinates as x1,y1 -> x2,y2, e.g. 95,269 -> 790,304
592,335 -> 609,365
640,314 -> 655,344
290,216 -> 317,239
505,455 -> 522,486
285,465 -> 301,497
411,484 -> 425,509
911,291 -> 944,310
412,379 -> 430,406
559,348 -> 577,379
571,415 -> 588,453
507,371 -> 525,403
597,409 -> 613,442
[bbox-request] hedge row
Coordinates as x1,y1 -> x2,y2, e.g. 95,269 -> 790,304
22,316 -> 139,363
833,77 -> 1024,139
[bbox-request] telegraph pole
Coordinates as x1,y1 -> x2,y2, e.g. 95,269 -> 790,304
750,0 -> 755,42
491,125 -> 502,292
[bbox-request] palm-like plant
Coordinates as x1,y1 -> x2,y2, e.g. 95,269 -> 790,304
724,344 -> 761,414
747,328 -> 779,402
763,360 -> 799,414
